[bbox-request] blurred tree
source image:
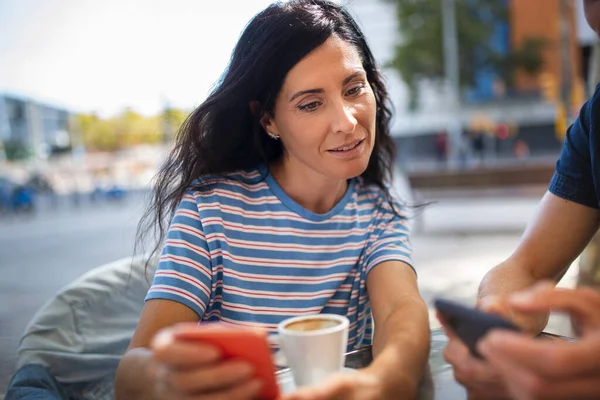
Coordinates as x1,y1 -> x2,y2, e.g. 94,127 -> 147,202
385,0 -> 546,109
76,108 -> 189,152
3,140 -> 32,160
76,114 -> 118,152
162,107 -> 188,142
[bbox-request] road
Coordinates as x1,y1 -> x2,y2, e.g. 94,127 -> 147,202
0,194 -> 146,394
0,192 -> 577,395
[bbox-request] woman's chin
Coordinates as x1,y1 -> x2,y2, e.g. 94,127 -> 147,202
330,159 -> 370,181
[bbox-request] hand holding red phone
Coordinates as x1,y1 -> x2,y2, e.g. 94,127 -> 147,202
149,322 -> 265,400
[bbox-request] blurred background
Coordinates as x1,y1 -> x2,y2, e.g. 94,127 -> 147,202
0,0 -> 595,395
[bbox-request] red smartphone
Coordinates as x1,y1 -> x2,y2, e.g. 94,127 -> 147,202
176,325 -> 280,400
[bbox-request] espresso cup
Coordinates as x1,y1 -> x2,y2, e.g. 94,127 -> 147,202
277,314 -> 349,387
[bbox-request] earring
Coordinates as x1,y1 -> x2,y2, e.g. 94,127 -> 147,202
267,131 -> 280,140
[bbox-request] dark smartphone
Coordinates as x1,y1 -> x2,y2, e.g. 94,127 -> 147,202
434,298 -> 521,358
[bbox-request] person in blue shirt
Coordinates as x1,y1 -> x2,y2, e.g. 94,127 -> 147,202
442,1 -> 600,398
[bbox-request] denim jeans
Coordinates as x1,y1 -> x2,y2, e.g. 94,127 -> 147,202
6,364 -> 70,400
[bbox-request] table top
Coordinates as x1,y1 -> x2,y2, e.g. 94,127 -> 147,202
345,328 -> 572,400
278,328 -> 464,399
339,328 -> 465,399
277,328 -> 572,399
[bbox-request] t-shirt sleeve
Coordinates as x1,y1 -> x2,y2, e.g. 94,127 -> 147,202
364,196 -> 414,275
145,191 -> 213,319
548,91 -> 598,209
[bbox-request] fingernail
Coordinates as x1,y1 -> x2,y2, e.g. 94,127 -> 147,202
151,330 -> 174,350
509,292 -> 533,305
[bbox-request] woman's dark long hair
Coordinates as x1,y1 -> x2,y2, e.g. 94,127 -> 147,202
136,0 -> 398,270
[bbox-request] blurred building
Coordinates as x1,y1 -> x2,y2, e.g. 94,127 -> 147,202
347,0 -> 588,166
510,0 -> 581,97
575,0 -> 600,91
0,93 -> 73,160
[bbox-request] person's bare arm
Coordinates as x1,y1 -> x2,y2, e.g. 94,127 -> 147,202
478,191 -> 600,332
283,262 -> 430,400
115,299 -> 199,400
366,262 -> 430,399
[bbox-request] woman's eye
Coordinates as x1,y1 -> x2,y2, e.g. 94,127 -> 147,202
298,101 -> 321,112
346,84 -> 365,96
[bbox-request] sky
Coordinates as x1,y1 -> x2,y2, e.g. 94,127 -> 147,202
0,0 -> 278,117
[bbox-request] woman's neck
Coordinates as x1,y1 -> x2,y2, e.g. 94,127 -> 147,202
269,160 -> 348,215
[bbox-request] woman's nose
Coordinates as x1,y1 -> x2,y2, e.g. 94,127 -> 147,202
332,104 -> 358,134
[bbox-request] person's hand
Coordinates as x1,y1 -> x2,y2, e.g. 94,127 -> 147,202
149,323 -> 263,400
280,369 -> 391,400
477,282 -> 600,400
439,296 -> 516,399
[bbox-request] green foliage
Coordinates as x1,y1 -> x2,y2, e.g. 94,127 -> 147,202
3,140 -> 32,160
385,0 -> 546,109
76,107 -> 190,152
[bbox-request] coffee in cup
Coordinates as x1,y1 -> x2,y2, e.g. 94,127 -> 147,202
283,318 -> 342,332
277,314 -> 349,387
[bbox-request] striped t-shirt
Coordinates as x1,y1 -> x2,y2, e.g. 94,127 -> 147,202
146,165 -> 413,351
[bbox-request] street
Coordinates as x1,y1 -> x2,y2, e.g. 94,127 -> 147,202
0,194 -> 145,394
0,191 -> 577,395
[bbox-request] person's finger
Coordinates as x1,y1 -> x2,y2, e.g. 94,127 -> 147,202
477,296 -> 513,319
494,363 -> 600,400
442,329 -> 471,367
152,330 -> 221,369
479,330 -> 600,378
519,375 -> 600,400
165,359 -> 255,393
509,288 -> 600,330
443,338 -> 503,389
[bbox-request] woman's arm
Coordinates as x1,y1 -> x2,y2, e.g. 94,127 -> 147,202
366,261 -> 430,399
478,192 -> 600,333
115,299 -> 199,400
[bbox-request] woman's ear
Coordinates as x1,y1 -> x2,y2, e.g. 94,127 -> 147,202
249,101 -> 279,139
261,114 -> 280,140
260,113 -> 273,132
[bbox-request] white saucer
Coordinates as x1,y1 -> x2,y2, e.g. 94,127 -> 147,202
277,368 -> 356,394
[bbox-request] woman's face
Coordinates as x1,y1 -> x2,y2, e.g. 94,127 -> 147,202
264,35 -> 377,182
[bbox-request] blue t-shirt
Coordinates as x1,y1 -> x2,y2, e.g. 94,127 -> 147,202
549,85 -> 600,209
146,166 -> 413,351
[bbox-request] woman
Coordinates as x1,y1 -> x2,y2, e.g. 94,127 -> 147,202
116,1 -> 430,399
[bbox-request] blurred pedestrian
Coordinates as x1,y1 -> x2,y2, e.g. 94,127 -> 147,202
435,131 -> 448,165
513,139 -> 530,159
